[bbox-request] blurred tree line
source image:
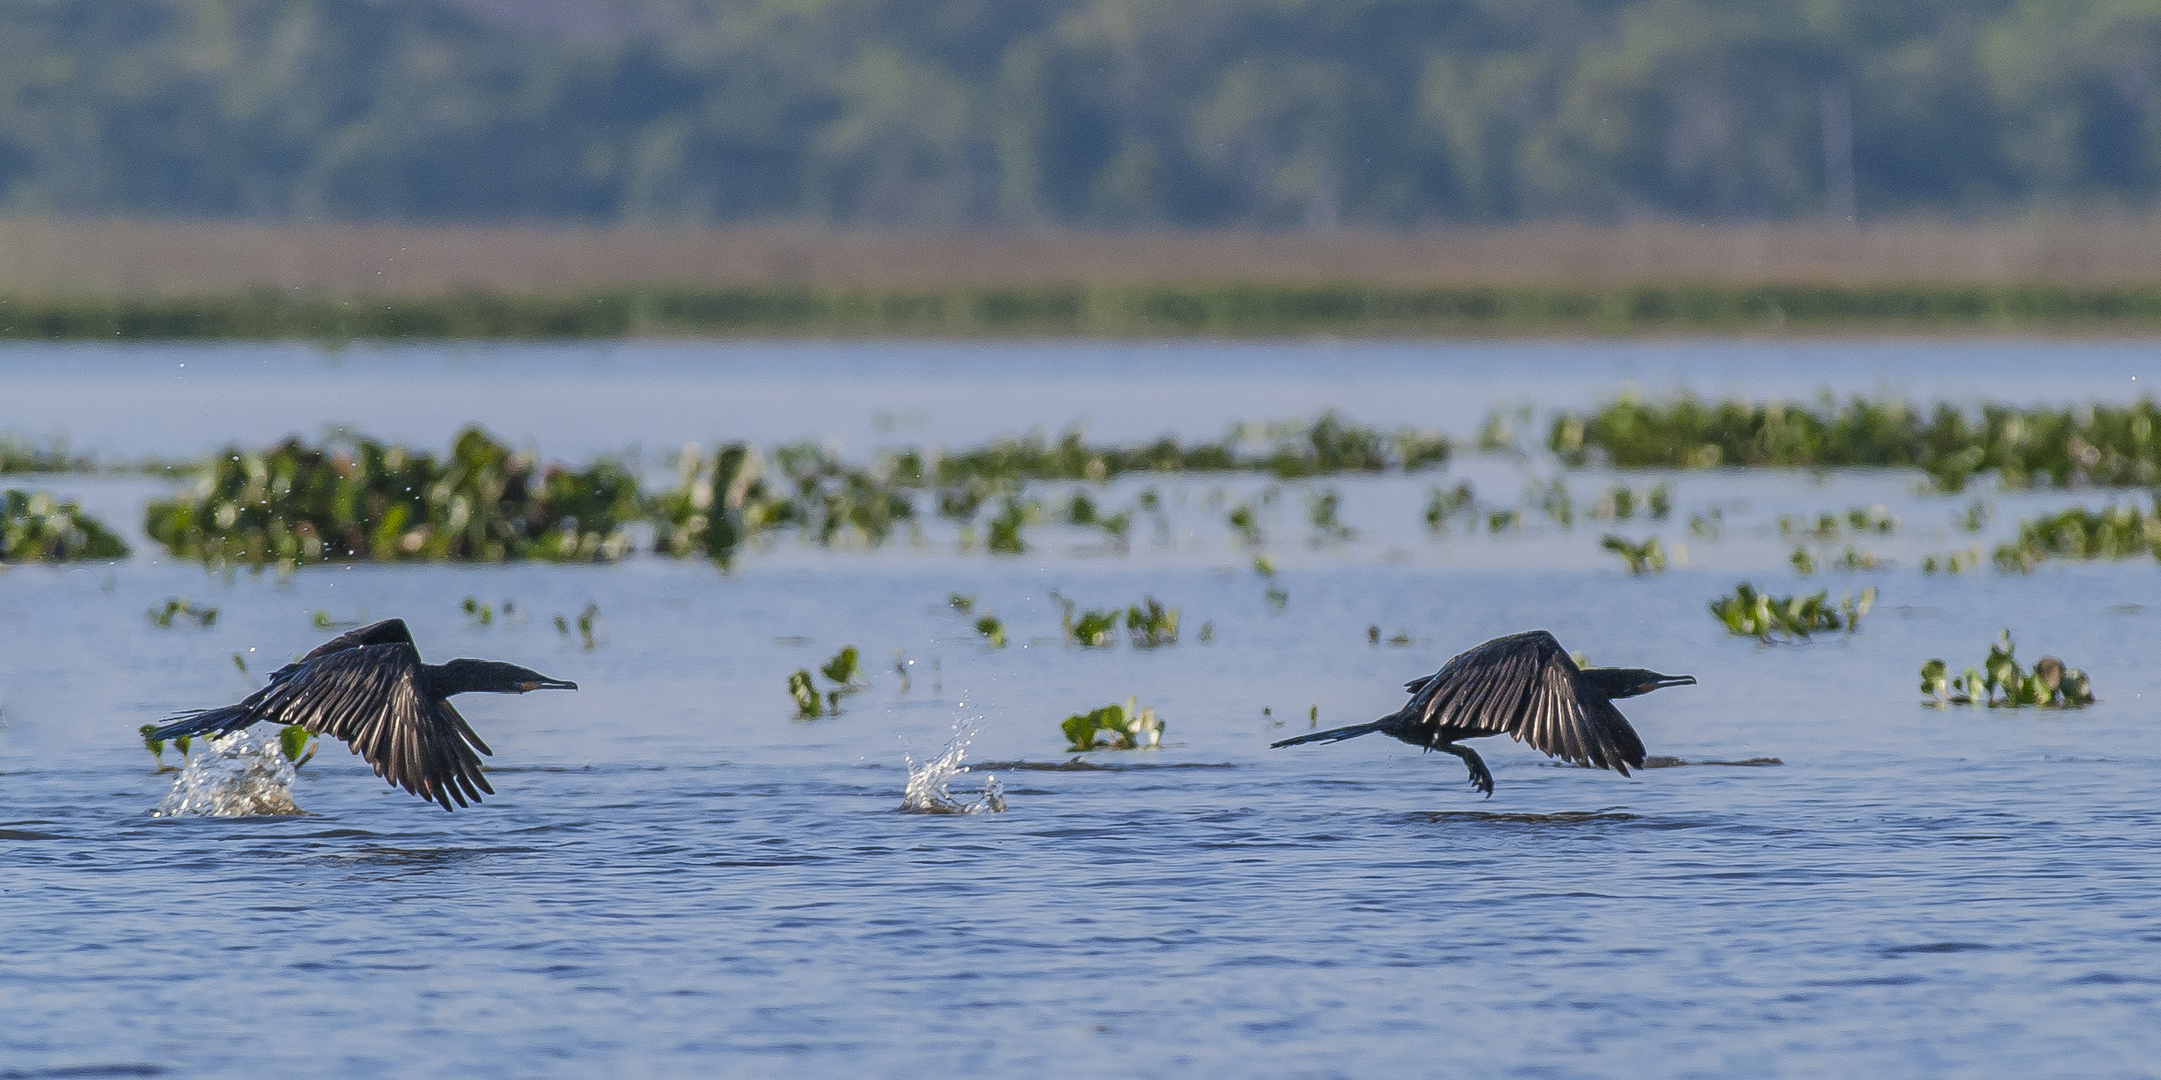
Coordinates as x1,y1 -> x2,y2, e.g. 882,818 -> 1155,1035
2,0 -> 2159,226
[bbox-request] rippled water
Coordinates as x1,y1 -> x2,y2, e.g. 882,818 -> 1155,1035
5,340 -> 2161,1078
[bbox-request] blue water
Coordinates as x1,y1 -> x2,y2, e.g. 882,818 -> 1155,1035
4,340 -> 2161,1078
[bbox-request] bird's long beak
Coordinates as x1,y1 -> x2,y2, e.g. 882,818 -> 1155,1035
1649,674 -> 1696,690
520,678 -> 579,692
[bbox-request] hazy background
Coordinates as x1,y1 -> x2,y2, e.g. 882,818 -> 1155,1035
1,0 -> 2156,229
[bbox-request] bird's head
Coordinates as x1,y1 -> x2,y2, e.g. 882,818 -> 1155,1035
433,659 -> 579,695
1583,667 -> 1695,699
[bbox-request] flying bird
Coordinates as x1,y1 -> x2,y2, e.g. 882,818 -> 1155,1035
1271,630 -> 1690,796
147,619 -> 576,810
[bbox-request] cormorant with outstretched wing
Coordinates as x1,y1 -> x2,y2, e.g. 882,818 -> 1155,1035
148,619 -> 576,810
1272,630 -> 1689,796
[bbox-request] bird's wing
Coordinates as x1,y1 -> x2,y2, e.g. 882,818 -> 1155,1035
253,641 -> 495,810
1403,630 -> 1646,774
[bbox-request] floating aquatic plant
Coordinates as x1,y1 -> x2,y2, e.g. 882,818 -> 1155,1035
1125,596 -> 1180,648
1060,696 -> 1164,751
1422,482 -> 1475,532
986,497 -> 1036,555
1922,547 -> 1985,574
1710,583 -> 1875,641
553,603 -> 601,650
1601,534 -> 1668,574
139,723 -> 190,772
147,598 -> 217,628
948,593 -> 974,613
974,615 -> 1007,648
1305,489 -> 1355,545
1993,502 -> 2161,572
1921,631 -> 2094,708
145,428 -> 638,567
1549,394 -> 2161,491
0,489 -> 130,562
788,646 -> 865,718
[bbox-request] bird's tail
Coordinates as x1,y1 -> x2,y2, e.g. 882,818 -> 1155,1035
146,705 -> 261,743
1270,719 -> 1390,748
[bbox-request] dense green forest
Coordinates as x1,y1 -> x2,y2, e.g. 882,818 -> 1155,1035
2,0 -> 2158,226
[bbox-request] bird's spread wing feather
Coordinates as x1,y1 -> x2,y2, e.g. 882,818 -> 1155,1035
250,641 -> 494,809
1402,630 -> 1646,774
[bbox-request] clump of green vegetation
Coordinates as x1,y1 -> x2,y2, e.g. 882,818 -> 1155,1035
1305,489 -> 1355,545
1779,505 -> 1898,540
147,598 -> 217,628
1992,502 -> 2161,572
974,615 -> 1007,648
1063,490 -> 1132,547
986,497 -> 1036,554
787,645 -> 866,718
0,435 -> 92,474
1125,596 -> 1180,648
553,603 -> 601,650
655,441 -> 917,565
1710,583 -> 1875,641
145,428 -> 638,568
0,490 -> 130,561
1550,394 -> 2161,492
1600,534 -> 1668,574
1060,696 -> 1164,751
462,596 -> 514,626
1921,631 -> 2094,708
1922,548 -> 1985,574
947,593 -> 974,613
1590,482 -> 1672,522
139,724 -> 191,772
1422,482 -> 1475,532
1227,500 -> 1266,546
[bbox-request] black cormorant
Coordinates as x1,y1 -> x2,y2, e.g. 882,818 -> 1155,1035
147,619 -> 576,810
1271,630 -> 1691,796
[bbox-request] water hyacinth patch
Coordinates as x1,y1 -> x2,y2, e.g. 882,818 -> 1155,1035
1710,583 -> 1875,641
1921,631 -> 2094,708
1549,394 -> 2161,492
0,490 -> 130,561
147,598 -> 217,628
1060,696 -> 1165,752
787,646 -> 866,718
1600,534 -> 1668,574
1992,502 -> 2161,572
144,428 -> 638,568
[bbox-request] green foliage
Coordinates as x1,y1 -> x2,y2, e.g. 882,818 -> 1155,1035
787,669 -> 823,719
147,598 -> 217,629
1993,502 -> 2161,572
1305,489 -> 1355,545
0,436 -> 91,474
1922,632 -> 2094,708
1600,534 -> 1668,575
1124,597 -> 1181,648
144,428 -> 637,567
986,497 -> 1035,555
1060,697 -> 1164,752
0,490 -> 130,562
789,646 -> 866,718
1552,395 -> 2161,491
553,603 -> 601,650
1921,547 -> 1984,574
9,1 -> 2161,228
277,725 -> 317,766
1710,583 -> 1875,641
1422,482 -> 1475,532
974,615 -> 1007,649
139,724 -> 181,772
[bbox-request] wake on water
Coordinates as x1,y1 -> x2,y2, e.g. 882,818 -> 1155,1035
153,729 -> 305,817
901,721 -> 1006,815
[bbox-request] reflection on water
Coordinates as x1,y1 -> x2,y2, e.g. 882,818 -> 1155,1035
151,730 -> 303,818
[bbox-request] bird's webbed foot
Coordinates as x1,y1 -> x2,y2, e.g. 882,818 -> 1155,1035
1439,743 -> 1494,798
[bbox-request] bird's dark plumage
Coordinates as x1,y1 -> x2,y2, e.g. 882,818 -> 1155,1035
149,619 -> 576,810
1271,630 -> 1690,796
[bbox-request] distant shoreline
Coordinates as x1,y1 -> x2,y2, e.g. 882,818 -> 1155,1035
8,282 -> 2161,340
9,219 -> 2161,338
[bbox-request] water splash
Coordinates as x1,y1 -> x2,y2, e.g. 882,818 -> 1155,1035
153,729 -> 305,817
900,722 -> 1006,815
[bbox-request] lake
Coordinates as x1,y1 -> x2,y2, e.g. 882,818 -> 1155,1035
3,338 -> 2160,1078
